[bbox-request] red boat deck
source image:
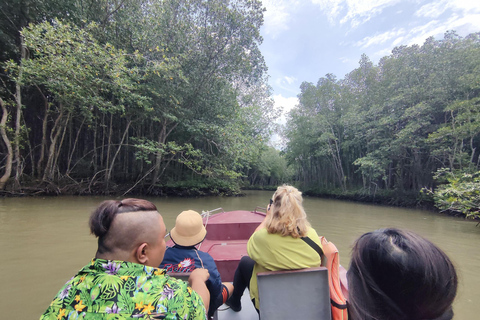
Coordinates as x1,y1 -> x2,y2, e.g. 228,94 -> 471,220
200,209 -> 265,281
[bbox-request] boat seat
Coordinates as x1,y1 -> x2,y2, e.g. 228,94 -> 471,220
257,267 -> 331,320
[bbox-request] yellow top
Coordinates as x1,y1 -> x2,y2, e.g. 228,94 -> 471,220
247,227 -> 322,309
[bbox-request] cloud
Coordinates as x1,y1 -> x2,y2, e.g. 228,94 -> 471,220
401,13 -> 480,48
371,48 -> 393,61
415,0 -> 449,18
311,0 -> 401,27
274,76 -> 299,95
447,0 -> 480,13
272,94 -> 299,125
351,0 -> 480,63
262,0 -> 302,39
283,76 -> 297,85
268,94 -> 299,149
355,28 -> 405,48
414,0 -> 480,33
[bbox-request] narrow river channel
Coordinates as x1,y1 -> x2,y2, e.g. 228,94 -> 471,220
1,190 -> 478,319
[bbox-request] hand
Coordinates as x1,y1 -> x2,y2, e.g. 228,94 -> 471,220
189,268 -> 210,284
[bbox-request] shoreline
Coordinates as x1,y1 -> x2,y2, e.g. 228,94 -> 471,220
0,182 -> 476,221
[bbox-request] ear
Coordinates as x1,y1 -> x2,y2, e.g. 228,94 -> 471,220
135,243 -> 148,265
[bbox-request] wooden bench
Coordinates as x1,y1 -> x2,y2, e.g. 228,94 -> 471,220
257,267 -> 331,320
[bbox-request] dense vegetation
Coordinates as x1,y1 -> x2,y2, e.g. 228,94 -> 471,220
0,1 -> 478,218
284,31 -> 480,218
0,0 -> 289,196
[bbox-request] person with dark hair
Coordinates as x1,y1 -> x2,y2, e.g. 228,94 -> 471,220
40,198 -> 210,320
226,185 -> 323,312
348,228 -> 458,320
159,210 -> 234,319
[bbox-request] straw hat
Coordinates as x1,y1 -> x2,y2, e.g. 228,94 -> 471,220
170,210 -> 207,246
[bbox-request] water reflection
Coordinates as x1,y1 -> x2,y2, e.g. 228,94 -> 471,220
0,191 -> 478,318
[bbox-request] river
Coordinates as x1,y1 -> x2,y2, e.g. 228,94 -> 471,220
1,190 -> 479,319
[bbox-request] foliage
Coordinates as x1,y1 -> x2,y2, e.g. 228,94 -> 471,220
0,0 -> 276,194
423,169 -> 480,219
283,31 -> 480,210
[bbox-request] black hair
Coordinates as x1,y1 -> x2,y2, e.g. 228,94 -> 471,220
347,228 -> 457,320
89,198 -> 157,252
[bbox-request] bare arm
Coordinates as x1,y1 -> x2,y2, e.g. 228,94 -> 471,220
188,268 -> 210,313
255,206 -> 271,232
254,217 -> 267,232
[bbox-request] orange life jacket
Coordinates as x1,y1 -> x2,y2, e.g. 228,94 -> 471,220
320,236 -> 349,320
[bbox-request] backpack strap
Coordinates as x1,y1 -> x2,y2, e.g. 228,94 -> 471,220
301,236 -> 324,259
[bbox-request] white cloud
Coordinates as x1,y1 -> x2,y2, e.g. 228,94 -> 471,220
414,0 -> 480,34
311,0 -> 402,27
262,0 -> 302,39
415,0 -> 449,18
351,0 -> 480,63
268,94 -> 299,149
283,76 -> 297,85
355,28 -> 405,48
401,12 -> 480,48
448,0 -> 480,13
274,76 -> 299,95
273,94 -> 299,125
371,48 -> 393,61
339,56 -> 352,63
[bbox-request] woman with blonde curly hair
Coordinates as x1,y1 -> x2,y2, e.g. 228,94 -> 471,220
226,185 -> 323,312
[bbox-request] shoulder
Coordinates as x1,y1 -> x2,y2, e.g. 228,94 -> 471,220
162,247 -> 195,261
248,228 -> 279,250
307,228 -> 320,239
197,250 -> 216,263
251,227 -> 270,240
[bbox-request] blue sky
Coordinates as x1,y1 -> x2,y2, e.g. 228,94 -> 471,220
259,0 -> 480,129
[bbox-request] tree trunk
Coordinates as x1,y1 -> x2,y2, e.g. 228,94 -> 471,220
151,120 -> 178,188
105,119 -> 131,184
52,112 -> 71,179
0,98 -> 13,190
13,35 -> 27,187
43,104 -> 65,181
36,85 -> 51,178
67,117 -> 85,173
104,113 -> 113,185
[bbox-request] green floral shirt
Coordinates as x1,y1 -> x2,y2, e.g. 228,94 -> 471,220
40,259 -> 207,320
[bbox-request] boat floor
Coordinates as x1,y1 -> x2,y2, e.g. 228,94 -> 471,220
215,289 -> 258,320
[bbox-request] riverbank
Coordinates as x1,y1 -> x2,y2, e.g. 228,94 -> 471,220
300,187 -> 480,221
0,179 -> 243,197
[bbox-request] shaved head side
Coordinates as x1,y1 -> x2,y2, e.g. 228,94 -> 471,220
89,198 -> 159,256
103,210 -> 161,255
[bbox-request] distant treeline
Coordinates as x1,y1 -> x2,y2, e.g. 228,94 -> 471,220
0,0 -> 290,195
284,31 -> 480,216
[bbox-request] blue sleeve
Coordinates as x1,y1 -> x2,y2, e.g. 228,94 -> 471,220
199,251 -> 222,300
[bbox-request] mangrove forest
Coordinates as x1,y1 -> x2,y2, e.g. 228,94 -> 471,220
0,0 -> 479,219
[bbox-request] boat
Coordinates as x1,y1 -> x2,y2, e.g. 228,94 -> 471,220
166,207 -> 348,320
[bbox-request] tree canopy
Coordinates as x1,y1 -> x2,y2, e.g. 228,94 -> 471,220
0,0 -> 276,195
283,31 -> 480,216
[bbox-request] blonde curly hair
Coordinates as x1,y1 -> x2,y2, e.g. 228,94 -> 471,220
265,185 -> 311,238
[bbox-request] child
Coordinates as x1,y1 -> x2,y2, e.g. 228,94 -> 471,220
160,210 -> 234,318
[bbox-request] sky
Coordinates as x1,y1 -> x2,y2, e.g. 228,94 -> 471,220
259,0 -> 480,128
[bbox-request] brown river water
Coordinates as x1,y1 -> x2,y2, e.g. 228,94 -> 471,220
1,190 -> 479,319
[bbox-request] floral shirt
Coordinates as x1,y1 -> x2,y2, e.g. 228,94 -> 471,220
40,259 -> 207,320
